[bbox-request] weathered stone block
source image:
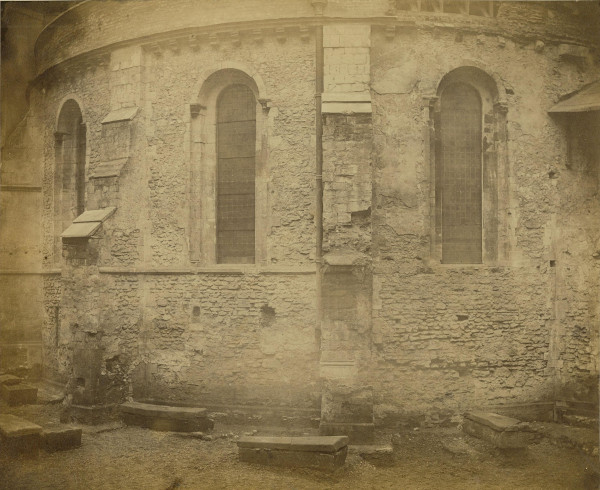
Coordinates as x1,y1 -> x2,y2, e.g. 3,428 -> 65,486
65,404 -> 116,425
463,411 -> 535,449
237,436 -> 348,470
41,426 -> 82,452
1,382 -> 37,406
0,414 -> 42,455
319,421 -> 375,444
349,444 -> 394,465
120,401 -> 214,432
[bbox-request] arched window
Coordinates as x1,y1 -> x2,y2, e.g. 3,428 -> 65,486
55,99 -> 86,261
216,84 -> 256,264
439,83 -> 482,263
189,67 -> 268,266
431,66 -> 506,265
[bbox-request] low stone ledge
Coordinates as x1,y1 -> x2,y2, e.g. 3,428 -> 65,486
1,382 -> 37,406
237,436 -> 349,470
463,411 -> 535,449
64,404 -> 118,425
319,422 -> 375,444
0,414 -> 42,455
42,426 -> 82,452
120,401 -> 214,432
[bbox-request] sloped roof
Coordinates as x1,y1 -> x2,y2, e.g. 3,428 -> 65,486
549,80 -> 600,113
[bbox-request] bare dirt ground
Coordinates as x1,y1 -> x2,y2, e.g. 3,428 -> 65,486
1,402 -> 598,490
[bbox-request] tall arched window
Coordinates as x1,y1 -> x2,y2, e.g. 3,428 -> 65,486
439,83 -> 482,264
216,84 -> 256,264
431,66 -> 506,265
55,99 -> 86,261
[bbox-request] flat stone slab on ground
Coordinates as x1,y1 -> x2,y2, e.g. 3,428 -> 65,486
42,426 -> 82,452
1,382 -> 38,406
0,414 -> 42,455
120,401 -> 214,432
238,435 -> 348,452
463,411 -> 535,449
237,435 -> 349,470
349,444 -> 394,465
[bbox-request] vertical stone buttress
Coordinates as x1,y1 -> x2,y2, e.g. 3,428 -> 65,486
65,46 -> 143,421
318,24 -> 374,443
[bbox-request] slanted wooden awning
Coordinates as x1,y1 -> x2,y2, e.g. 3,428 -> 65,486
61,207 -> 116,239
549,80 -> 600,113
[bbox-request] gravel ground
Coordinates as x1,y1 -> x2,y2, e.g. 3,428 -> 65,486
1,403 -> 598,490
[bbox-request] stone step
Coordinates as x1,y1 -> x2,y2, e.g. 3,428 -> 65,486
1,382 -> 38,406
463,411 -> 535,449
120,401 -> 214,432
42,426 -> 82,452
0,414 -> 42,455
237,435 -> 348,470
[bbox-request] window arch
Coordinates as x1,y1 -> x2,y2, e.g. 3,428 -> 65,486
430,66 -> 506,265
54,99 -> 86,261
189,68 -> 268,265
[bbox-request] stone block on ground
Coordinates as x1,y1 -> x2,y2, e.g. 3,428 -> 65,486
120,401 -> 214,432
36,379 -> 66,404
64,404 -> 116,425
0,414 -> 42,455
41,426 -> 82,452
1,382 -> 38,405
237,435 -> 348,470
349,444 -> 394,465
319,421 -> 374,444
463,411 -> 535,449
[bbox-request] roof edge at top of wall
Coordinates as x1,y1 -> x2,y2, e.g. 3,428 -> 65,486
33,0 -> 600,78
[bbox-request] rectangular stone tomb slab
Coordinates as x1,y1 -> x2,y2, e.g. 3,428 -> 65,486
237,436 -> 349,470
42,426 -> 82,452
1,383 -> 38,406
120,401 -> 214,432
0,414 -> 42,455
463,411 -> 535,449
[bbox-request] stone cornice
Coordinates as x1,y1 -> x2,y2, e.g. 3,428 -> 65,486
32,14 -> 598,91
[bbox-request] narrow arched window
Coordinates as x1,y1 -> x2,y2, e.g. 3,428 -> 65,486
55,99 -> 86,261
216,84 -> 256,264
439,83 -> 482,263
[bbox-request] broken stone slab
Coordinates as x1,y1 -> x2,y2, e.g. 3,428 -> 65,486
41,426 -> 82,452
0,414 -> 42,455
0,374 -> 22,386
237,435 -> 349,470
120,401 -> 214,432
1,382 -> 37,406
463,411 -> 535,449
349,444 -> 394,465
